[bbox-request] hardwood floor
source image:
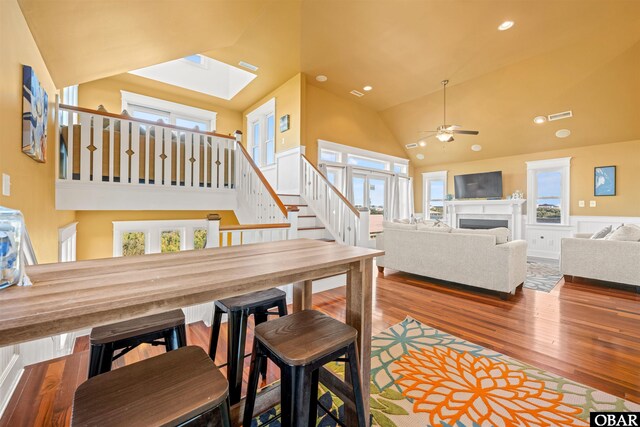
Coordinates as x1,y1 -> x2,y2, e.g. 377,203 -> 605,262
2,270 -> 639,426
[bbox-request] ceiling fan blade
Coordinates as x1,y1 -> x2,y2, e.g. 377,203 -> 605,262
418,130 -> 439,133
445,125 -> 461,130
451,130 -> 479,135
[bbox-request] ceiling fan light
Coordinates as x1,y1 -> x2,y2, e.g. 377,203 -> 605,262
436,133 -> 453,142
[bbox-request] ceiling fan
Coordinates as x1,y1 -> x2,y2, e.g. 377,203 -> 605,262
419,80 -> 479,143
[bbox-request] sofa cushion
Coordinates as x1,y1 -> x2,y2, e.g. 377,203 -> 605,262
590,225 -> 612,239
416,221 -> 452,233
451,227 -> 510,244
606,224 -> 640,242
383,220 -> 417,231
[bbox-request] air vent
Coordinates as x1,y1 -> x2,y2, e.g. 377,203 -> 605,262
548,110 -> 572,121
350,90 -> 364,97
405,143 -> 418,149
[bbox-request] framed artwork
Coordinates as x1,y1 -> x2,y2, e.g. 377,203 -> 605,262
594,166 -> 616,196
279,114 -> 290,133
22,65 -> 48,163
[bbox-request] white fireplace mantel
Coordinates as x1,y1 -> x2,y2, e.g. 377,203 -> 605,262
444,199 -> 527,240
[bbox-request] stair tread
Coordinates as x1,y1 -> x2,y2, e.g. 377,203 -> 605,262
298,215 -> 316,218
298,226 -> 326,231
286,204 -> 308,207
317,238 -> 336,242
277,194 -> 301,197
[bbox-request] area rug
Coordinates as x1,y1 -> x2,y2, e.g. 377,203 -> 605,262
252,317 -> 639,427
524,260 -> 563,293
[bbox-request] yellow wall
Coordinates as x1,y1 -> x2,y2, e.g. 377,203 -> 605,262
78,74 -> 243,136
242,73 -> 305,154
414,140 -> 640,217
304,83 -> 408,164
75,210 -> 239,260
0,0 -> 75,263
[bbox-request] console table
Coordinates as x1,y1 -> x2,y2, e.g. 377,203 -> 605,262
0,239 -> 383,425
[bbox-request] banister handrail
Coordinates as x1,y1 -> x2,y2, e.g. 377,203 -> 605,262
235,141 -> 289,219
219,223 -> 290,231
301,154 -> 360,218
59,104 -> 236,140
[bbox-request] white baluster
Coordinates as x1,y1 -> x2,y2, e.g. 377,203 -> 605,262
130,123 -> 140,184
79,113 -> 91,182
92,116 -> 103,182
108,118 -> 115,182
154,125 -> 162,185
164,128 -> 172,186
120,120 -> 130,184
193,134 -> 200,188
65,110 -> 74,180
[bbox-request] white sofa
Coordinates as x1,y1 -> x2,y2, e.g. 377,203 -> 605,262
376,226 -> 527,298
560,234 -> 640,289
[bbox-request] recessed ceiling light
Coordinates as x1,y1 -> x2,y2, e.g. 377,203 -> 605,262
498,21 -> 514,31
533,116 -> 547,124
316,75 -> 328,82
418,140 -> 427,147
238,61 -> 258,72
471,144 -> 482,152
416,154 -> 425,160
363,85 -> 373,91
555,129 -> 571,138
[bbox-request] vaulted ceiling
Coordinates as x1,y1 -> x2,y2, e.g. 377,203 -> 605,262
18,0 -> 640,165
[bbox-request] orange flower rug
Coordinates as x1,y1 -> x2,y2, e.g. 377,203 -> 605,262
252,317 -> 639,427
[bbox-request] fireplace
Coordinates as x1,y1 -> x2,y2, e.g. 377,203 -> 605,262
459,218 -> 509,230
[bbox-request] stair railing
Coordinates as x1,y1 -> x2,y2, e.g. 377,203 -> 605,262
300,154 -> 369,246
234,133 -> 290,224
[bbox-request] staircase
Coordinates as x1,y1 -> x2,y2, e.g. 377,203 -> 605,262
277,194 -> 335,242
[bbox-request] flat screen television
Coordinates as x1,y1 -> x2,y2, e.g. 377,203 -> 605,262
454,171 -> 503,199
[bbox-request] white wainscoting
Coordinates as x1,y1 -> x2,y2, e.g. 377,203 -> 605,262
0,346 -> 22,417
570,216 -> 640,234
259,146 -> 304,195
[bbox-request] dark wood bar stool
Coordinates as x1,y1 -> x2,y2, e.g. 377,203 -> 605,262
209,288 -> 288,404
72,346 -> 231,427
88,309 -> 187,378
243,310 -> 367,427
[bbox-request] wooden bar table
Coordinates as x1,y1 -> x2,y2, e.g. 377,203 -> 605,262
0,239 -> 382,425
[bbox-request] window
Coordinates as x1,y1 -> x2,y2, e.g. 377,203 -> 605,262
320,149 -> 341,163
161,230 -> 182,253
526,157 -> 571,226
122,232 -> 146,256
193,229 -> 207,250
347,155 -> 388,171
121,91 -> 216,131
394,164 -> 408,174
423,171 -> 447,221
246,98 -> 276,167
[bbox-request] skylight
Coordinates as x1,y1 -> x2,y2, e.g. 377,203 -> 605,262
129,55 -> 257,101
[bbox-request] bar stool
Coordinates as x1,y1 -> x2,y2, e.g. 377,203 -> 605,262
72,346 -> 231,427
88,309 -> 187,378
209,288 -> 288,404
243,310 -> 367,427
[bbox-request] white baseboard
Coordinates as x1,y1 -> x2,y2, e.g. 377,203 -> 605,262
0,354 -> 24,418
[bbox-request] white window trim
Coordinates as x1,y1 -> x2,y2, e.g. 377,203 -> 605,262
246,98 -> 276,167
526,157 -> 571,226
422,171 -> 447,220
317,139 -> 409,177
121,90 -> 217,131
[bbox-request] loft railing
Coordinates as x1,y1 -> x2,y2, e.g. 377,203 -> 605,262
57,105 -> 290,226
300,154 -> 368,246
58,105 -> 236,190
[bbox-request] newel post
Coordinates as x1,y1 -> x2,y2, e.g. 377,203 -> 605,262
206,213 -> 221,248
358,208 -> 370,247
287,206 -> 299,240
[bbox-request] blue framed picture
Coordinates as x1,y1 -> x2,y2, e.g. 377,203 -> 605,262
22,65 -> 48,163
594,166 -> 616,196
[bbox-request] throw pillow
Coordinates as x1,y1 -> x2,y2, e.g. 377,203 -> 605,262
605,225 -> 640,242
451,227 -> 510,244
382,220 -> 417,231
393,218 -> 411,224
417,221 -> 451,233
604,224 -> 623,240
590,225 -> 612,239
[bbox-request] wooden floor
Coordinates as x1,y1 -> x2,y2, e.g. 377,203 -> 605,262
2,270 -> 639,426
